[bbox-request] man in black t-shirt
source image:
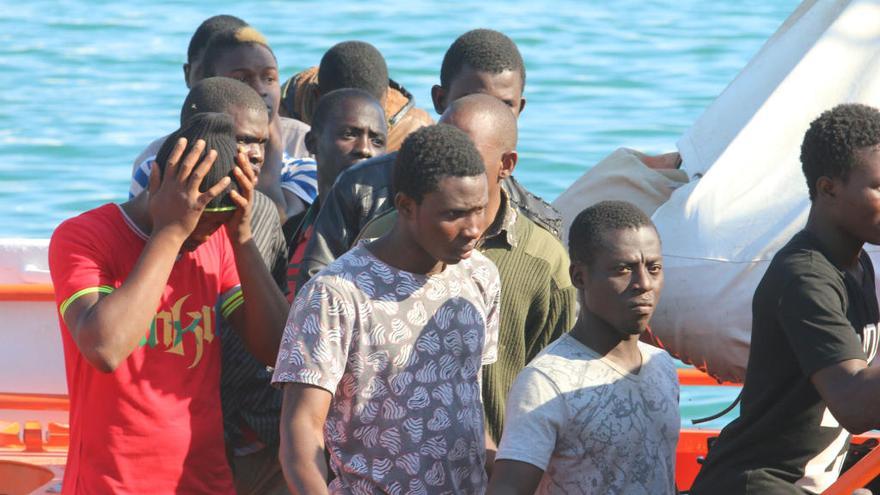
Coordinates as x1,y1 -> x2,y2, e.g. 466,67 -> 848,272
690,104 -> 880,494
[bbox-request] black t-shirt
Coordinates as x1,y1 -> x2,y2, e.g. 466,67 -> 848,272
690,230 -> 879,495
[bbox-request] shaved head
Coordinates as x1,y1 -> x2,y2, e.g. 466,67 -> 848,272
439,93 -> 517,153
439,93 -> 518,225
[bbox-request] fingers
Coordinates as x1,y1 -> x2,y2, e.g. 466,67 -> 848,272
236,151 -> 258,183
161,138 -> 187,182
228,189 -> 248,210
199,176 -> 232,206
177,139 -> 206,182
187,148 -> 218,192
147,160 -> 160,196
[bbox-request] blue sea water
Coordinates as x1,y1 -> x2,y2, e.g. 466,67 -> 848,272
0,1 -> 801,426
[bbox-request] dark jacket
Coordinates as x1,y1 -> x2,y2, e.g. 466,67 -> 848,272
295,152 -> 563,291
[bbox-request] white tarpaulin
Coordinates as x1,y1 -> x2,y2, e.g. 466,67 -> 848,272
650,0 -> 880,382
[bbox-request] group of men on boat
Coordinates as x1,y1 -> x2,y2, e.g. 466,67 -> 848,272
47,13 -> 880,495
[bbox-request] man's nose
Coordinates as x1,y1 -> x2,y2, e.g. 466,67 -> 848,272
463,213 -> 483,239
631,265 -> 656,292
352,135 -> 374,159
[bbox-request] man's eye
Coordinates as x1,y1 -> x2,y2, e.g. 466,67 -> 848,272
372,138 -> 386,147
648,264 -> 663,274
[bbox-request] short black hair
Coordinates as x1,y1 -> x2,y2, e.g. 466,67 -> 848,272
187,15 -> 247,64
440,29 -> 526,90
801,103 -> 880,200
393,124 -> 485,203
180,77 -> 267,125
155,112 -> 239,211
317,41 -> 389,102
201,26 -> 276,78
569,200 -> 656,265
311,88 -> 380,133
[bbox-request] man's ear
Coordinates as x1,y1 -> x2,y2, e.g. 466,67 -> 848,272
395,192 -> 417,220
499,150 -> 518,179
517,97 -> 526,116
569,262 -> 587,290
304,130 -> 317,156
183,63 -> 191,89
816,176 -> 838,200
431,85 -> 447,115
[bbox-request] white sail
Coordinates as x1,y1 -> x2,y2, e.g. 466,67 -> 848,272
651,0 -> 880,381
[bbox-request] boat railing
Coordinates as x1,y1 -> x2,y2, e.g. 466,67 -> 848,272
1,283 -> 879,493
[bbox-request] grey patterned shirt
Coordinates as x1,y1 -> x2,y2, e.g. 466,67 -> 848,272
497,334 -> 679,495
273,244 -> 501,494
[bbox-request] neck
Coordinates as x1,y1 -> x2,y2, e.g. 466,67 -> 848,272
120,193 -> 153,235
805,205 -> 863,271
569,309 -> 642,373
484,186 -> 503,234
368,222 -> 445,275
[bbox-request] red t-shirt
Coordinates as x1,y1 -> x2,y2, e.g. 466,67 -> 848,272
49,204 -> 240,495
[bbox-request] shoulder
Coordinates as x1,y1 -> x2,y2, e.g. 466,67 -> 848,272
638,342 -> 679,392
462,250 -> 501,285
520,336 -> 584,383
133,135 -> 167,167
52,204 -> 119,243
312,246 -> 373,286
280,116 -> 311,135
516,215 -> 573,289
336,152 -> 397,188
772,244 -> 843,295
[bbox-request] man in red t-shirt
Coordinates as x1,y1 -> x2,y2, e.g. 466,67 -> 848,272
49,113 -> 289,494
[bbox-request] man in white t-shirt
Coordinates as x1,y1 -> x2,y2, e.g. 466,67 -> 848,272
273,124 -> 501,494
488,200 -> 680,495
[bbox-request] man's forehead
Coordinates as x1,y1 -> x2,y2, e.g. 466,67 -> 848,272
328,99 -> 386,129
426,175 -> 487,205
595,227 -> 662,260
216,44 -> 277,71
451,65 -> 523,93
230,106 -> 269,133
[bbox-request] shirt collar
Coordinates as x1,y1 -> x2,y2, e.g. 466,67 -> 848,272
482,189 -> 518,248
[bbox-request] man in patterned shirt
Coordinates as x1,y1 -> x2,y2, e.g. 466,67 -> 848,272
274,124 -> 501,494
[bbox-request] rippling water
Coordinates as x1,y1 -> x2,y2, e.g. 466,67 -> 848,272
0,0 -> 801,425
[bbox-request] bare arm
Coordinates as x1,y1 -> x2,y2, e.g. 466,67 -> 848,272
62,139 -> 230,372
225,154 -> 290,366
279,383 -> 332,495
486,459 -> 544,495
811,358 -> 880,433
485,427 -> 497,478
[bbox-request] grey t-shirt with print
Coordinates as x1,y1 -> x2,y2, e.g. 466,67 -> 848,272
273,244 -> 501,494
497,334 -> 679,495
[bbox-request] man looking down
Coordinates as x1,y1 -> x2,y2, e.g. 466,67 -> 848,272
274,124 -> 501,494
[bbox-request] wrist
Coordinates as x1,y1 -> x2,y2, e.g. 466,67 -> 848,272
148,225 -> 188,250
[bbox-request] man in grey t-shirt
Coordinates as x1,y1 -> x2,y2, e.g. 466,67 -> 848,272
274,125 -> 501,494
488,201 -> 679,495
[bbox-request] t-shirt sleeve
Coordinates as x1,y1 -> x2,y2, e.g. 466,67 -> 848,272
279,157 -> 318,205
495,366 -> 563,471
271,278 -> 353,393
129,156 -> 153,199
481,263 -> 501,366
49,218 -> 116,319
778,268 -> 867,377
217,228 -> 243,320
